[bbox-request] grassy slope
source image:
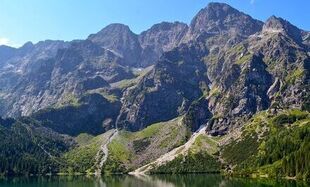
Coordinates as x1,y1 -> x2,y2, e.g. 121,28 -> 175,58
110,66 -> 154,90
103,117 -> 189,173
62,117 -> 188,174
61,130 -> 115,174
221,109 -> 310,181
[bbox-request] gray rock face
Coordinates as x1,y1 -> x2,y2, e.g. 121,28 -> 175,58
116,44 -> 209,131
139,22 -> 188,66
0,39 -> 133,117
116,3 -> 309,134
182,2 -> 263,42
263,16 -> 304,46
88,23 -> 142,67
0,2 -> 308,136
89,22 -> 190,67
0,20 -> 194,117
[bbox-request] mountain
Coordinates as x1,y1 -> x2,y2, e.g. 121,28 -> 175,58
139,21 -> 188,66
0,2 -> 309,180
117,43 -> 209,131
0,22 -> 191,118
0,45 -> 16,65
182,2 -> 263,42
116,2 -> 271,133
88,23 -> 142,67
88,22 -> 189,68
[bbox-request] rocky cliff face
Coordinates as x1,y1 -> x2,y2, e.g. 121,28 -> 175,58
0,39 -> 131,117
182,2 -> 263,42
202,15 -> 309,134
117,44 -> 209,131
0,21 -> 192,118
116,3 -> 309,134
88,23 -> 142,67
139,22 -> 188,66
0,2 -> 308,136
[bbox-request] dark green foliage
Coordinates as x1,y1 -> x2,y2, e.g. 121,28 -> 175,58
273,111 -> 308,125
221,135 -> 259,167
258,125 -> 310,180
0,117 -> 15,127
0,118 -> 72,176
132,138 -> 150,153
151,151 -> 221,174
102,155 -> 128,174
62,140 -> 99,173
221,110 -> 310,181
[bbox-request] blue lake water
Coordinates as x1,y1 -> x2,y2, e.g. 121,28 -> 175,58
0,174 -> 308,187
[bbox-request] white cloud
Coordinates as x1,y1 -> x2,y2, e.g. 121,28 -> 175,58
0,37 -> 21,47
250,0 -> 255,4
0,37 -> 10,46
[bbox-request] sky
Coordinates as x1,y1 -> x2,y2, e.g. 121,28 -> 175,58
0,0 -> 309,47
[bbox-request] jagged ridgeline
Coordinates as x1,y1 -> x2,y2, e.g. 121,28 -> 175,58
0,2 -> 309,180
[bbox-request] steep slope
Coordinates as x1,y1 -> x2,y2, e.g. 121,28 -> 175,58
117,43 -> 209,131
88,23 -> 142,67
116,2 -> 266,132
130,125 -> 218,175
62,117 -> 188,174
139,21 -> 188,66
0,40 -> 70,117
204,16 -> 309,134
0,40 -> 132,117
32,93 -> 121,136
0,117 -> 75,175
220,109 -> 310,181
182,2 -> 263,42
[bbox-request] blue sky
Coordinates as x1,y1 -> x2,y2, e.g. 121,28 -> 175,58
0,0 -> 309,47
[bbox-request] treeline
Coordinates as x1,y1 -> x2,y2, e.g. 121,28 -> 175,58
222,110 -> 310,181
151,151 -> 221,174
259,124 -> 310,180
0,118 -> 70,176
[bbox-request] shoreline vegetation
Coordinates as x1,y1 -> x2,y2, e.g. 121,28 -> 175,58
0,109 -> 309,183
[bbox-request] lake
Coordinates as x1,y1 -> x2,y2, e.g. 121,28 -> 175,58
0,174 -> 308,187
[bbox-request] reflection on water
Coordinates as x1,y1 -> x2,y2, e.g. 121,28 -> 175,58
0,174 -> 308,187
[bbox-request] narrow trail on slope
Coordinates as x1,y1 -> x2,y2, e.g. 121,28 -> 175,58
129,125 -> 208,175
95,129 -> 118,176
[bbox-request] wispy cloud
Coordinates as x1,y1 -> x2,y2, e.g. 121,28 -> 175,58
0,37 -> 20,47
0,37 -> 10,46
250,0 -> 255,4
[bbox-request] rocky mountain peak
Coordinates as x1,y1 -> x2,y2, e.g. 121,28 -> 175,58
89,23 -> 132,38
185,2 -> 263,41
88,23 -> 137,46
88,23 -> 142,67
18,41 -> 34,52
138,21 -> 188,66
263,16 -> 303,44
199,2 -> 239,20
